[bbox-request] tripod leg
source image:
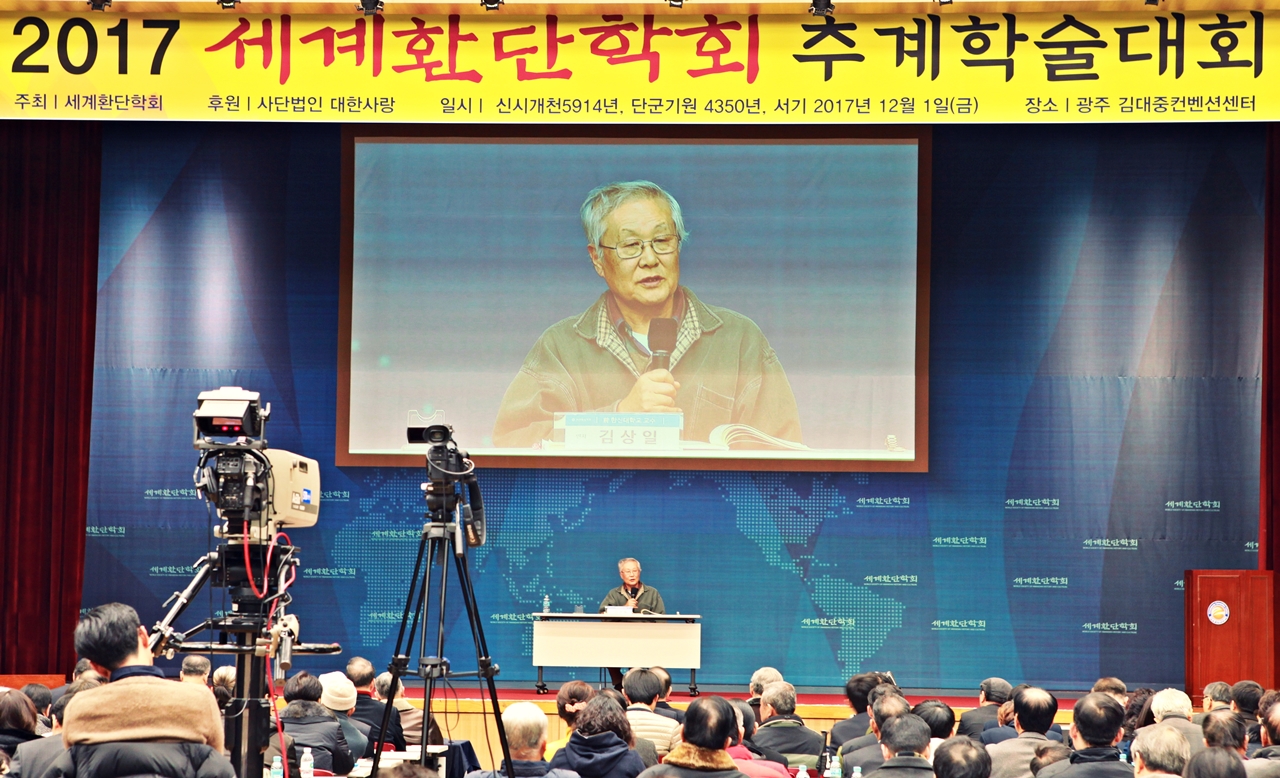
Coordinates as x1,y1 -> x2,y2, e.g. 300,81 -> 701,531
536,666 -> 546,694
452,551 -> 516,778
689,670 -> 699,696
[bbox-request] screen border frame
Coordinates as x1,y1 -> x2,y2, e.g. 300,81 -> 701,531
338,124 -> 931,472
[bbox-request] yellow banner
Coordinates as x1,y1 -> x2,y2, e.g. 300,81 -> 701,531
0,10 -> 1274,121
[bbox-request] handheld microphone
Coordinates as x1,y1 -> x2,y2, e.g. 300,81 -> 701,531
647,318 -> 678,372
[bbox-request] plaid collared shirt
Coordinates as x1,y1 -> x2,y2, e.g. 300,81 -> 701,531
598,289 -> 703,376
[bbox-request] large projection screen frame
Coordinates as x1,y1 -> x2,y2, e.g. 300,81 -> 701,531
338,124 -> 931,472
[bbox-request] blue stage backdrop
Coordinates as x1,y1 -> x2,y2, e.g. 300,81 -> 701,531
84,123 -> 1264,691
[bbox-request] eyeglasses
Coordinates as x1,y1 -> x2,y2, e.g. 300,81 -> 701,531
599,235 -> 680,261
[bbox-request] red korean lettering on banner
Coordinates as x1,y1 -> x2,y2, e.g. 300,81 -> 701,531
299,16 -> 385,76
206,15 -> 293,85
579,15 -> 674,83
392,15 -> 482,82
493,16 -> 575,80
674,15 -> 759,82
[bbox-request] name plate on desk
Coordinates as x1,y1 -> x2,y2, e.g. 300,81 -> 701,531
555,413 -> 683,451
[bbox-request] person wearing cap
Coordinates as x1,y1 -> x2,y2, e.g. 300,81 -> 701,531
322,671 -> 371,761
958,679 -> 1013,740
280,671 -> 357,776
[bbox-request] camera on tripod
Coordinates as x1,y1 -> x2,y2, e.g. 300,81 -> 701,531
407,422 -> 485,547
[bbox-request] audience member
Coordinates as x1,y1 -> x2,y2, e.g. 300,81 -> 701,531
1183,748 -> 1245,778
844,685 -> 907,756
49,661 -> 93,705
979,702 -> 1017,747
1029,744 -> 1071,777
726,699 -> 786,768
1193,683 -> 1232,725
986,688 -> 1058,778
548,696 -> 646,778
600,690 -> 658,767
210,666 -> 235,709
958,680 -> 1012,740
933,737 -> 991,778
179,656 -> 211,686
464,701 -> 581,778
548,682 -> 597,760
746,670 -> 784,725
833,675 -> 881,747
725,700 -> 788,778
18,686 -> 51,735
1118,691 -> 1155,760
1127,725 -> 1187,778
636,696 -> 750,778
0,692 -> 40,757
1091,680 -> 1128,708
752,682 -> 823,768
1202,708 -> 1247,756
649,669 -> 686,725
376,672 -> 427,746
1037,693 -> 1129,778
623,669 -> 682,757
912,701 -> 956,760
842,693 -> 913,776
865,714 -> 933,778
1246,701 -> 1280,777
1233,681 -> 1266,754
320,671 -> 371,760
346,657 -> 408,753
1133,690 -> 1203,760
9,680 -> 102,778
279,671 -> 356,776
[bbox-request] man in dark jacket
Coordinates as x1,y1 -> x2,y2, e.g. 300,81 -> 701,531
751,683 -> 823,768
1037,694 -> 1132,778
281,698 -> 357,775
347,657 -> 407,753
637,697 -> 750,778
842,694 -> 912,776
864,715 -> 934,778
46,741 -> 234,778
1246,703 -> 1280,778
958,679 -> 1012,740
10,680 -> 102,778
831,675 -> 880,747
466,702 -> 581,778
650,669 -> 686,725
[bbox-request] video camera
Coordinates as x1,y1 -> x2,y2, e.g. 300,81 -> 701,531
407,422 -> 485,547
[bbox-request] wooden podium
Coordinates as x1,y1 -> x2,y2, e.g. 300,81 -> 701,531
1185,570 -> 1274,703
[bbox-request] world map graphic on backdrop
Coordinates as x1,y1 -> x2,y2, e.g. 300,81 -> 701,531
82,121 -> 1266,691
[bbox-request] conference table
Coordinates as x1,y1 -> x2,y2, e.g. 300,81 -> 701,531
530,612 -> 702,694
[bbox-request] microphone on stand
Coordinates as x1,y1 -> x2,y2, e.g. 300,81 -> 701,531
647,318 -> 678,372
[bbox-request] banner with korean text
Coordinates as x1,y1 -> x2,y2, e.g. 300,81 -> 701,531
1,10 -> 1274,122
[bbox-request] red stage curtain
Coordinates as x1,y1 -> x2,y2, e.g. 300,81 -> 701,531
0,121 -> 101,674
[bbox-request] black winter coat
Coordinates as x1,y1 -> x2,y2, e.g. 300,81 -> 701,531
44,741 -> 235,778
281,715 -> 356,775
549,732 -> 646,778
0,728 -> 41,756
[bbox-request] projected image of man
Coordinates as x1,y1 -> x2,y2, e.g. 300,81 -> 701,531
492,180 -> 802,448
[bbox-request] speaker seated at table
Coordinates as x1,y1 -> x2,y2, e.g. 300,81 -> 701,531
600,557 -> 665,688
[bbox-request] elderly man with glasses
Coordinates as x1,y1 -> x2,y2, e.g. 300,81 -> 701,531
493,180 -> 801,449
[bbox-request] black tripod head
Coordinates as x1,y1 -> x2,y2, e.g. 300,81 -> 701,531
409,423 -> 486,548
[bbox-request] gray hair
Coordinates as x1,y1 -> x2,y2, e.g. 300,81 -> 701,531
1150,689 -> 1193,722
1204,681 -> 1233,704
374,672 -> 401,701
1131,724 -> 1190,775
181,655 -> 211,677
581,181 -> 690,248
618,558 -> 641,571
502,701 -> 549,751
750,667 -> 783,696
761,681 -> 797,715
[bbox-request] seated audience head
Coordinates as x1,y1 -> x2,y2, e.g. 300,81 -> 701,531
1124,690 -> 1157,740
1183,747 -> 1245,778
599,687 -> 629,710
74,602 -> 149,675
283,670 -> 324,703
320,672 -> 358,715
1091,677 -> 1128,706
846,674 -> 880,715
503,701 -> 551,759
1263,701 -> 1280,747
869,682 -> 905,710
622,668 -> 663,708
979,678 -> 1012,706
181,655 -> 212,684
1202,708 -> 1247,753
651,667 -> 674,701
346,656 -> 376,692
997,701 -> 1015,728
19,684 -> 51,716
729,698 -> 757,742
72,658 -> 93,680
683,696 -> 739,751
1129,724 -> 1189,777
212,665 -> 236,690
1149,689 -> 1193,723
1257,690 -> 1280,724
1029,743 -> 1071,776
556,681 -> 596,729
0,690 -> 38,735
575,694 -> 634,747
879,714 -> 931,760
48,678 -> 102,730
760,681 -> 799,721
1071,693 -> 1125,749
932,736 -> 991,778
1231,681 -> 1264,719
750,668 -> 783,698
1012,687 -> 1058,735
912,701 -> 956,740
1202,682 -> 1232,713
872,693 -> 913,736
374,672 -> 404,702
